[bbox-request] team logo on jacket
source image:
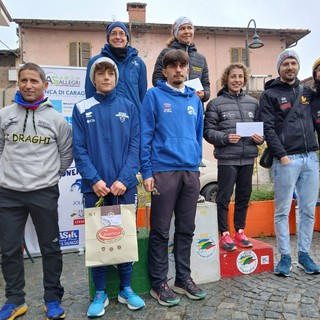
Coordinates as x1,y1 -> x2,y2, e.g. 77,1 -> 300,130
280,97 -> 291,110
85,111 -> 95,124
116,112 -> 129,122
248,112 -> 254,118
187,106 -> 196,115
132,60 -> 139,67
316,111 -> 320,123
4,117 -> 18,131
301,96 -> 308,104
38,120 -> 52,129
163,103 -> 172,113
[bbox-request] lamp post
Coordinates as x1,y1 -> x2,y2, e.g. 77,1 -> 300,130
245,19 -> 264,94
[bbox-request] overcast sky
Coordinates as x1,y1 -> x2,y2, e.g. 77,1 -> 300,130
1,0 -> 318,79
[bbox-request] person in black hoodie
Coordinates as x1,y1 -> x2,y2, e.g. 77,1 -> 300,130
152,16 -> 210,103
204,63 -> 263,252
259,49 -> 320,277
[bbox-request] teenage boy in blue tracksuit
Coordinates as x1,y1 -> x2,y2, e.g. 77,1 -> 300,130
140,49 -> 206,307
72,57 -> 144,318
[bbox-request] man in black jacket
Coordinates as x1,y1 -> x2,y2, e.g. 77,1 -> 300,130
260,49 -> 320,277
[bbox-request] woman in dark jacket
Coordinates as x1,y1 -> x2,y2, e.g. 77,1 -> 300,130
152,16 -> 210,103
204,63 -> 264,251
85,21 -> 147,111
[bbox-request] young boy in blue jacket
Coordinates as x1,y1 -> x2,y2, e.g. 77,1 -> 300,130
72,57 -> 144,317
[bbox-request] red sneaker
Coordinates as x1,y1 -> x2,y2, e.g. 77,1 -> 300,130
234,229 -> 253,248
219,232 -> 236,251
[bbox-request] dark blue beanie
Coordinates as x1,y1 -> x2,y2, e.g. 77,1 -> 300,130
106,21 -> 130,42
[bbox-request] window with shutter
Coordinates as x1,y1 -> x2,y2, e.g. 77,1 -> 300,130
69,42 -> 78,66
69,42 -> 91,67
230,48 -> 247,66
80,42 -> 91,67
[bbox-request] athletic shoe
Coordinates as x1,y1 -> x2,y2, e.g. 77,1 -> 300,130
118,286 -> 145,310
87,291 -> 109,317
0,303 -> 28,320
172,278 -> 206,300
234,229 -> 253,248
274,254 -> 292,277
150,282 -> 180,307
45,301 -> 65,320
219,232 -> 237,251
298,252 -> 320,274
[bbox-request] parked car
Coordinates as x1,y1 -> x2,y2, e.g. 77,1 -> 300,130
199,159 -> 218,202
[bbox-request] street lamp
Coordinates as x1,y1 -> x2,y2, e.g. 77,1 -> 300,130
245,19 -> 264,93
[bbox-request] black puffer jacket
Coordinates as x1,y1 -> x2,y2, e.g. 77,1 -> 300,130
152,41 -> 210,102
204,88 -> 260,161
259,78 -> 318,159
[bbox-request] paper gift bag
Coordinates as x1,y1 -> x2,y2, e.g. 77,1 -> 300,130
85,204 -> 138,267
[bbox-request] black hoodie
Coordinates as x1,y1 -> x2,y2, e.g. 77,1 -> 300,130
259,77 -> 318,159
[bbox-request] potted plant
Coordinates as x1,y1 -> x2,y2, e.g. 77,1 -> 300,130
227,186 -> 297,237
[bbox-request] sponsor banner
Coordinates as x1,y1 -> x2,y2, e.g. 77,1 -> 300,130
60,230 -> 80,247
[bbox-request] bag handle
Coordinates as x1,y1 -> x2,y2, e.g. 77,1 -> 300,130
95,196 -> 119,207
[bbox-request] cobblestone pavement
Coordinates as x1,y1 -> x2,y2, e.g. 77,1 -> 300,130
1,233 -> 320,320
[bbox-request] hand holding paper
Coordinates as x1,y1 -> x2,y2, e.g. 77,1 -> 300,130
184,78 -> 204,91
236,122 -> 263,137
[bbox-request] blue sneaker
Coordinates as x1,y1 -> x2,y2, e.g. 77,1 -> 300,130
274,254 -> 292,277
118,287 -> 145,310
87,291 -> 109,317
0,303 -> 28,320
45,301 -> 65,320
298,252 -> 320,274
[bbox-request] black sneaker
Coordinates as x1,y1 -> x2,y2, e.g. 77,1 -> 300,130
150,282 -> 180,307
172,278 -> 206,300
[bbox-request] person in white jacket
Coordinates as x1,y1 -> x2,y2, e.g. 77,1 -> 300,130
0,63 -> 73,320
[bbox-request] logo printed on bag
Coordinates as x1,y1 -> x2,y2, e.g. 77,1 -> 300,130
97,226 -> 124,243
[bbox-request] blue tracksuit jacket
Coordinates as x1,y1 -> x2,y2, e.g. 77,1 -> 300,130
72,89 -> 140,193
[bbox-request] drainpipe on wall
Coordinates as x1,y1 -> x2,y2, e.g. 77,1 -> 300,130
2,82 -> 15,108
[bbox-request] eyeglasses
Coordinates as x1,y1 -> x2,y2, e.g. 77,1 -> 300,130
109,31 -> 127,38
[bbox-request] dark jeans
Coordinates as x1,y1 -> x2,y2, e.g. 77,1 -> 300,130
216,165 -> 253,233
148,171 -> 199,289
83,187 -> 137,291
0,186 -> 64,305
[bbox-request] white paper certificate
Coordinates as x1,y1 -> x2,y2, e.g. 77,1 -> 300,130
236,122 -> 263,137
184,78 -> 204,91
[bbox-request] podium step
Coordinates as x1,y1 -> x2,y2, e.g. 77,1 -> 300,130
220,238 -> 274,278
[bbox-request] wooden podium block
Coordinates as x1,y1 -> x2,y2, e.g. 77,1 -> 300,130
168,202 -> 221,285
220,238 -> 274,278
